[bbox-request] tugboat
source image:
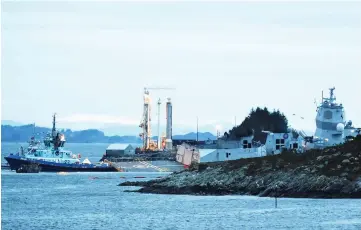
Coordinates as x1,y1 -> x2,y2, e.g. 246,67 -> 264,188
4,114 -> 121,172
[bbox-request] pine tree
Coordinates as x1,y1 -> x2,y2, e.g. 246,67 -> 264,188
225,107 -> 288,142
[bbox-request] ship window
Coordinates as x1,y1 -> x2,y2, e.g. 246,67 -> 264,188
275,139 -> 285,150
243,140 -> 248,148
293,143 -> 298,149
248,143 -> 252,148
323,110 -> 333,120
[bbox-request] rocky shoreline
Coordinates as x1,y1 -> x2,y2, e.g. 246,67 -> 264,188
119,136 -> 361,198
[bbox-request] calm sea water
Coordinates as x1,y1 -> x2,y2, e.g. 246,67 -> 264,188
2,142 -> 361,230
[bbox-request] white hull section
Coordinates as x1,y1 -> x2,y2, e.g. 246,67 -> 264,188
200,146 -> 266,163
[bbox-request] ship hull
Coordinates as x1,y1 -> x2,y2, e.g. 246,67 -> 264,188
4,155 -> 118,172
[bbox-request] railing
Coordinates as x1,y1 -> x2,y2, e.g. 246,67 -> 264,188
135,159 -> 170,172
105,156 -> 177,162
103,159 -> 123,172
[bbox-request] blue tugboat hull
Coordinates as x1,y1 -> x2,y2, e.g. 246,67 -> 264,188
4,155 -> 118,172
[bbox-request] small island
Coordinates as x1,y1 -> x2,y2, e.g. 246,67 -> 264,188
120,135 -> 361,198
119,107 -> 361,198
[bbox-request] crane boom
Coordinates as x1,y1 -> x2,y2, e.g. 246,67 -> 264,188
145,87 -> 176,91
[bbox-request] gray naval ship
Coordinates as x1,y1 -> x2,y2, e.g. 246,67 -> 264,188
196,87 -> 361,162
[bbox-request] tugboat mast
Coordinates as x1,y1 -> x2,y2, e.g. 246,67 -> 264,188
52,113 -> 57,139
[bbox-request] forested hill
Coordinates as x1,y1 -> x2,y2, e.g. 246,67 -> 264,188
224,107 -> 289,142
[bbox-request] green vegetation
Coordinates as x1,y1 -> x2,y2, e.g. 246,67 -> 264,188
224,107 -> 288,141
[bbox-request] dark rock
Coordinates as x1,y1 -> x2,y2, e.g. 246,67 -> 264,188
316,156 -> 324,161
341,173 -> 348,177
120,135 -> 361,198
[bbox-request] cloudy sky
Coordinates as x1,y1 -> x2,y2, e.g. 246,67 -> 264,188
2,1 -> 361,135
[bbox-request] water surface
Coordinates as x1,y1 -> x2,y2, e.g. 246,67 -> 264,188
2,142 -> 361,229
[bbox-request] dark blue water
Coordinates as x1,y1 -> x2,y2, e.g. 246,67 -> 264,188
2,143 -> 361,229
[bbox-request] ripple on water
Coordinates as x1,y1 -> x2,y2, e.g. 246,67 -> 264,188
2,171 -> 361,230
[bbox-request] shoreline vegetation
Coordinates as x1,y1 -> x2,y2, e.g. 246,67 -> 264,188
119,136 -> 361,198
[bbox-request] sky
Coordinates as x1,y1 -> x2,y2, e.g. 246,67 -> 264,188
1,1 -> 361,136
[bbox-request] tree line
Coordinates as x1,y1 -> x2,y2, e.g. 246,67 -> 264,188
224,107 -> 289,142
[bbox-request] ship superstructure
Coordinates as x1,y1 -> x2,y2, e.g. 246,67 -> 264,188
314,87 -> 347,147
306,87 -> 360,149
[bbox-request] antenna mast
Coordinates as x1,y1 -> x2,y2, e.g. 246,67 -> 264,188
321,90 -> 323,104
52,113 -> 57,138
196,116 -> 199,143
157,98 -> 161,149
329,87 -> 336,103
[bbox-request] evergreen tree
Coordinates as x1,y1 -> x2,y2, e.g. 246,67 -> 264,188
224,107 -> 288,142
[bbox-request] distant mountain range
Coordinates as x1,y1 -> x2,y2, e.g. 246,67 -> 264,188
173,132 -> 216,140
1,123 -> 216,143
2,120 -> 24,126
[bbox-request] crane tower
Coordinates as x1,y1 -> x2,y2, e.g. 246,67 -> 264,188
166,98 -> 173,150
139,87 -> 175,151
139,88 -> 152,150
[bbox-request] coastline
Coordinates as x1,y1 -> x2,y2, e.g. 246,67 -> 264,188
119,136 -> 361,198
